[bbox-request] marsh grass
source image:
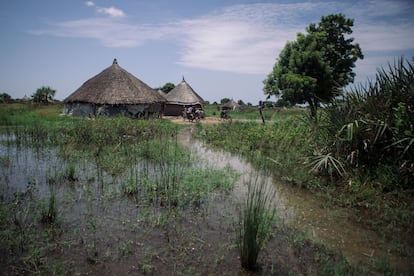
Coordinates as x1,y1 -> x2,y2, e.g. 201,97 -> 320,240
123,159 -> 237,209
39,184 -> 58,225
196,116 -> 310,186
237,173 -> 276,270
203,104 -> 305,121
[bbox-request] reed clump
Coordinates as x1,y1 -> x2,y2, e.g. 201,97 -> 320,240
237,174 -> 276,270
39,192 -> 57,225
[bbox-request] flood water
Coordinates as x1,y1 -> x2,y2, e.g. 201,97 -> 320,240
179,127 -> 413,272
1,129 -> 412,273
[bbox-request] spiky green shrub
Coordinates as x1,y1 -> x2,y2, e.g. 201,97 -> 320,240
315,57 -> 414,188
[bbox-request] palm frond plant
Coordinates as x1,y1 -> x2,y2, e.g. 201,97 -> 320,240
309,151 -> 346,178
314,57 -> 414,187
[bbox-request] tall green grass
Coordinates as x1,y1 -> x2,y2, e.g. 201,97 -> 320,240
122,137 -> 237,209
237,173 -> 276,270
196,114 -> 311,186
0,103 -> 71,128
203,104 -> 305,121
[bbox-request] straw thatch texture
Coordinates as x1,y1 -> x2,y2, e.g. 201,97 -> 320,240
164,78 -> 204,116
157,89 -> 167,98
164,78 -> 204,106
222,100 -> 240,111
64,59 -> 165,105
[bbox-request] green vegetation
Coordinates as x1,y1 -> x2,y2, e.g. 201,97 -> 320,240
157,82 -> 175,93
203,103 -> 305,121
0,104 -> 239,274
237,174 -> 276,270
317,57 -> 413,188
196,114 -> 311,185
39,190 -> 58,225
197,58 -> 414,269
0,92 -> 12,103
264,14 -> 363,117
31,86 -> 56,103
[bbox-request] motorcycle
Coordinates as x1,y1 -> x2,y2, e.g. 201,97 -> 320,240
183,109 -> 201,122
220,110 -> 232,122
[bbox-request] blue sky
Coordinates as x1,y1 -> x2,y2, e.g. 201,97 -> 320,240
1,0 -> 413,104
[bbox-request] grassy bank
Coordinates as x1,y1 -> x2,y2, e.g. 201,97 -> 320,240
196,108 -> 413,268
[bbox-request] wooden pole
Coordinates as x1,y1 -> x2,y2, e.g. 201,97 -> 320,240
259,101 -> 265,124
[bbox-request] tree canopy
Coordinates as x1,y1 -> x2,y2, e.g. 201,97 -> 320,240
220,98 -> 231,104
160,82 -> 175,93
263,14 -> 363,117
0,93 -> 12,103
31,86 -> 56,103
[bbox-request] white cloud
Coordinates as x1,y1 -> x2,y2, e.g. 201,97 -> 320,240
176,18 -> 285,74
85,1 -> 94,7
98,6 -> 125,18
175,3 -> 323,74
354,23 -> 414,52
36,18 -> 170,47
176,1 -> 414,75
84,2 -> 125,18
32,1 -> 414,76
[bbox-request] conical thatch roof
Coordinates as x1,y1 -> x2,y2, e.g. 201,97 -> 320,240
64,59 -> 165,105
165,77 -> 204,106
223,99 -> 240,110
157,89 -> 167,98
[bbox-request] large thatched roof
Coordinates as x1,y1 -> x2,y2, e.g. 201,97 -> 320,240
64,59 -> 165,105
165,77 -> 204,106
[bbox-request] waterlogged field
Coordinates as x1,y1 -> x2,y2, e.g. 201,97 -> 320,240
0,107 -> 241,274
0,104 -> 411,274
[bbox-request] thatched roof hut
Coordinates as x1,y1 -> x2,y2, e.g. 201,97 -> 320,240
164,77 -> 205,116
64,59 -> 165,117
222,99 -> 240,111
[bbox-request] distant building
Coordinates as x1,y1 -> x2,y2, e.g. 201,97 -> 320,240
222,99 -> 240,111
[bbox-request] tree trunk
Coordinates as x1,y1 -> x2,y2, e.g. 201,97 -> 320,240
307,99 -> 318,119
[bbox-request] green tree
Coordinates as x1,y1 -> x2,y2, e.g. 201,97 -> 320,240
275,98 -> 291,107
31,86 -> 56,103
264,14 -> 363,117
220,98 -> 231,104
0,93 -> 12,103
160,82 -> 175,93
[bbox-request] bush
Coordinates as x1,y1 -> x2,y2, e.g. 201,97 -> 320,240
314,57 -> 414,189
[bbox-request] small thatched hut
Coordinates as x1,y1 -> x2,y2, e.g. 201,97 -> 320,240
164,77 -> 205,116
222,99 -> 240,111
64,59 -> 165,117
